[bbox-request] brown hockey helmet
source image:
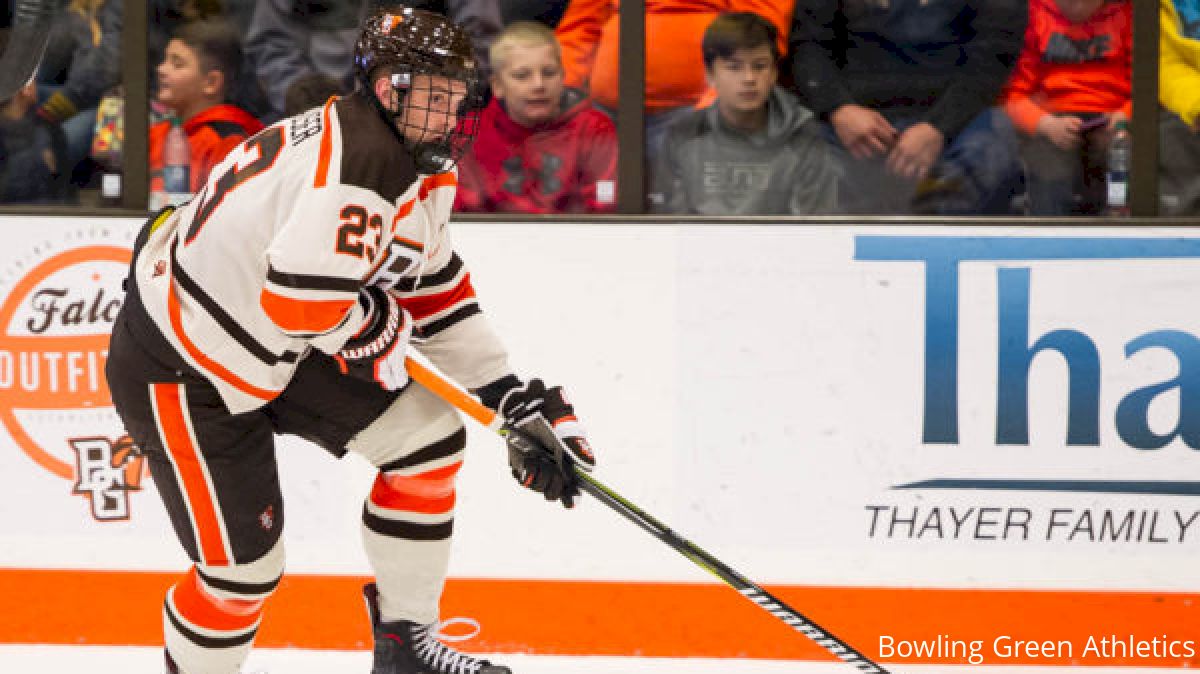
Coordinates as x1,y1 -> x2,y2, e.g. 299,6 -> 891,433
354,6 -> 478,85
353,6 -> 484,172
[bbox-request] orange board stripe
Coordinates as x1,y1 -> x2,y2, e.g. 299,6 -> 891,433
151,384 -> 230,566
0,569 -> 1197,667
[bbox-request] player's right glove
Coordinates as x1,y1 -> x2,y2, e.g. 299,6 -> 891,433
483,378 -> 596,508
334,285 -> 412,391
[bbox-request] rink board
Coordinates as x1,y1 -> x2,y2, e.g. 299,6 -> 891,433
0,217 -> 1198,667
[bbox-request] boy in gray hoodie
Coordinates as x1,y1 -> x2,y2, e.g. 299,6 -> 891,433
650,12 -> 839,215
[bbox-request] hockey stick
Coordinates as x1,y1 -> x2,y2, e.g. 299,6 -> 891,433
404,357 -> 889,673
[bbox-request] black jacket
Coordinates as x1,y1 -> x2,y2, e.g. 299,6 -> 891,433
789,0 -> 1027,139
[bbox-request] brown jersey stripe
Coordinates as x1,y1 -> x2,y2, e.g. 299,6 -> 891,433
377,428 -> 466,473
167,276 -> 282,401
392,253 -> 464,293
174,257 -> 300,366
165,600 -> 257,649
362,508 -> 454,540
195,567 -> 282,597
266,265 -> 361,293
418,302 -> 481,337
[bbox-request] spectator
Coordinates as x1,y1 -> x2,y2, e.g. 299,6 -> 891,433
790,0 -> 1026,214
246,1 -> 501,122
150,19 -> 263,195
651,12 -> 837,215
1004,0 -> 1132,216
501,0 -> 569,27
149,1 -> 270,120
35,0 -> 122,173
457,21 -> 617,213
0,77 -> 68,203
1160,0 -> 1200,215
555,0 -> 793,159
244,0 -> 365,122
283,71 -> 341,116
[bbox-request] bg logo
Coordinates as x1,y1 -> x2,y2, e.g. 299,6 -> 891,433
0,242 -> 143,521
71,434 -> 144,520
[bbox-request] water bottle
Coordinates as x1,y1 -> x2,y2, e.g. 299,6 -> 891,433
162,116 -> 192,208
1106,119 -> 1130,217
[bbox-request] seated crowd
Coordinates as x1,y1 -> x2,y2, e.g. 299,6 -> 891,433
0,0 -> 1196,217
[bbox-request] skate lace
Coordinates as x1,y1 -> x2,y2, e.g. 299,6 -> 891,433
413,618 -> 485,674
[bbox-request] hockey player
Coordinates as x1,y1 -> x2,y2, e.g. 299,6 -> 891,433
105,7 -> 595,674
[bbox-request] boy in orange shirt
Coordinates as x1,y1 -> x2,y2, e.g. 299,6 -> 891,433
150,19 -> 263,199
1003,0 -> 1132,215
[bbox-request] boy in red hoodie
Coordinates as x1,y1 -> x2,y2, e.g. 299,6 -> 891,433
1003,0 -> 1132,215
151,19 -> 263,197
455,21 -> 617,213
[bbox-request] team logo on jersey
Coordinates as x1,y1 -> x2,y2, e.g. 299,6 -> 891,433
259,504 -> 276,531
0,224 -> 145,521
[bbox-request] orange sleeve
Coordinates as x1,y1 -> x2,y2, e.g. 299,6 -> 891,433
260,290 -> 356,334
1118,23 -> 1133,121
730,0 -> 794,57
555,0 -> 613,90
194,134 -> 247,191
1001,16 -> 1047,135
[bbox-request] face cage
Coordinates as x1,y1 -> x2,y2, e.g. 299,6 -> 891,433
387,70 -> 484,174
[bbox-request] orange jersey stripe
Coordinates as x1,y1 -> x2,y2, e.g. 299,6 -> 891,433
393,198 -> 415,223
168,277 -> 279,401
394,235 -> 424,251
372,462 -> 462,514
152,384 -> 230,566
171,568 -> 263,632
398,274 -> 475,320
419,172 -> 457,200
260,288 -> 355,334
313,97 -> 336,188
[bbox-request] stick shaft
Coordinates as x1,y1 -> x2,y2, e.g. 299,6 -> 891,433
404,358 -> 887,672
573,470 -> 887,672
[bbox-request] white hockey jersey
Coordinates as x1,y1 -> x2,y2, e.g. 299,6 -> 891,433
132,95 -> 513,414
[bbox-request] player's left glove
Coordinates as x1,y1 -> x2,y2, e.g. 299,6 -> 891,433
480,377 -> 596,508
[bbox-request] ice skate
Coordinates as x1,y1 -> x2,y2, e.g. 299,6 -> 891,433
364,583 -> 511,674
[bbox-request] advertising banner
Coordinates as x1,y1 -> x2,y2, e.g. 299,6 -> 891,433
0,218 -> 1196,666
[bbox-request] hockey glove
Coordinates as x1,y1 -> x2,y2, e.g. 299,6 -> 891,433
490,378 -> 596,508
334,286 -> 412,391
